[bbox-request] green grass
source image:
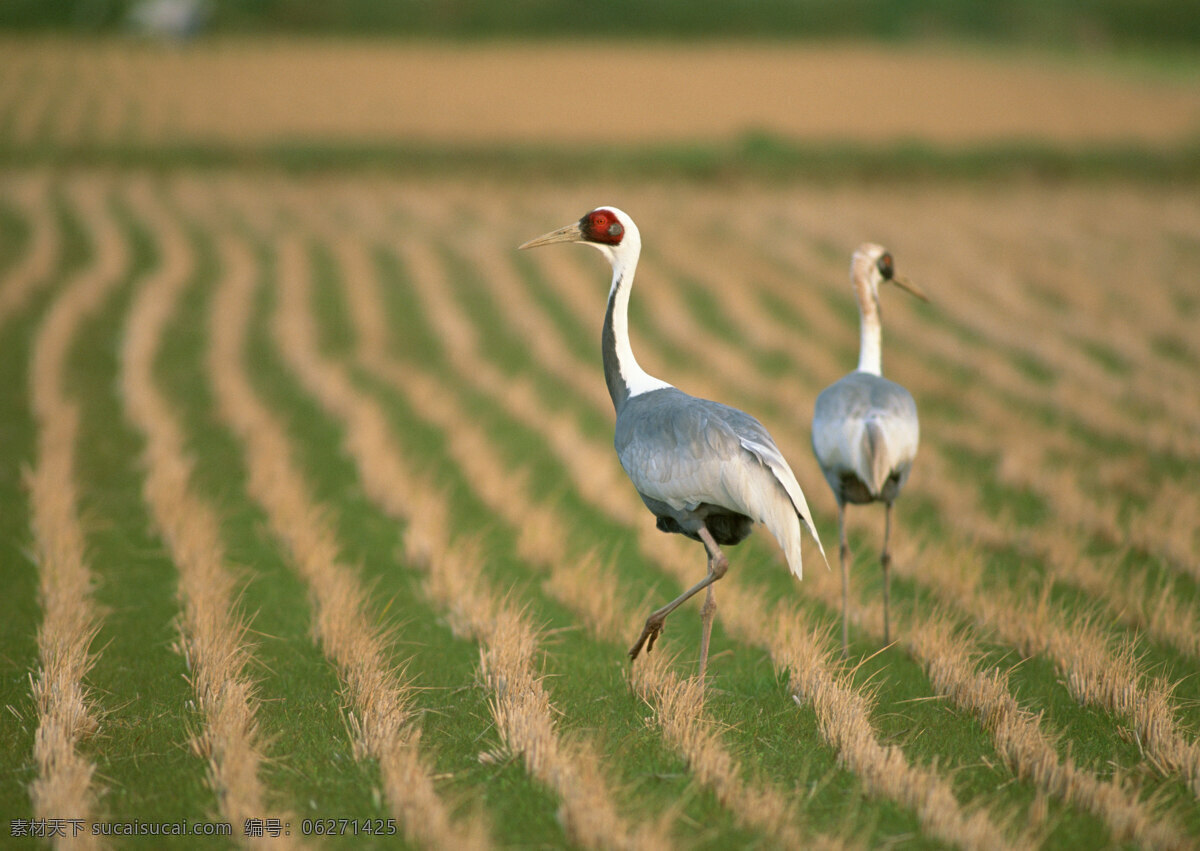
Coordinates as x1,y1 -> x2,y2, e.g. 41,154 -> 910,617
4,135 -> 1200,184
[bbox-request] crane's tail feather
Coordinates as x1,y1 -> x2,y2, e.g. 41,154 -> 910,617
736,435 -> 828,581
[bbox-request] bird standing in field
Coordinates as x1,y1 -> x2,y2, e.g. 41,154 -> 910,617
520,207 -> 825,683
811,244 -> 927,655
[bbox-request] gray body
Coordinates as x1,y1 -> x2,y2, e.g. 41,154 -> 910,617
617,387 -> 785,547
812,371 -> 918,508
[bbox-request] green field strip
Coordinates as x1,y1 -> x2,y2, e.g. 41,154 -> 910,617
0,195 -> 30,280
154,221 -> 385,828
755,529 -> 1197,847
882,532 -> 1200,808
67,194 -> 219,831
5,135 -> 1200,185
0,180 -> 56,330
120,181 -> 312,846
0,189 -> 43,835
23,181 -> 134,845
1002,653 -> 1200,838
204,224 -> 484,848
696,531 -> 1118,845
328,363 -> 678,847
0,189 -> 84,831
904,428 -> 1200,671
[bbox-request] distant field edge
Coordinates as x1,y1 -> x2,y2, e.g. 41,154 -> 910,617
5,135 -> 1200,182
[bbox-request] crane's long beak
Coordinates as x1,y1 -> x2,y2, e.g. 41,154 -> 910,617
519,222 -> 583,250
892,275 -> 929,302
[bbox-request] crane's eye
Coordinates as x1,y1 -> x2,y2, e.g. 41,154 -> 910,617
877,253 -> 894,280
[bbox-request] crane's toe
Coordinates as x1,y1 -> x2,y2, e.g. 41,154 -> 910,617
628,614 -> 665,661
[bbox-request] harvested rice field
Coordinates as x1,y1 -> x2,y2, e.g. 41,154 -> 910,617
1,38 -> 1199,851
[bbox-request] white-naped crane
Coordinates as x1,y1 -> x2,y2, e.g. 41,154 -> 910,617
520,207 -> 825,683
811,244 -> 927,656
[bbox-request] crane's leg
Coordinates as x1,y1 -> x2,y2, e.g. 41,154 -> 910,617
698,584 -> 717,686
881,502 -> 893,645
838,501 -> 850,658
629,525 -> 728,671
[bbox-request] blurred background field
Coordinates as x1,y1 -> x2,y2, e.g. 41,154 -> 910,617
1,1 -> 1199,180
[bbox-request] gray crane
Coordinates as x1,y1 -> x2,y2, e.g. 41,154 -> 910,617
811,244 -> 927,656
520,207 -> 825,682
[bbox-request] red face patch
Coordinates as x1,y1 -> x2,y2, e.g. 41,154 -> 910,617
579,209 -> 625,245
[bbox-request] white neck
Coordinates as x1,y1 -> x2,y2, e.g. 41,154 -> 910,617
850,249 -> 884,376
856,303 -> 882,375
603,237 -> 673,403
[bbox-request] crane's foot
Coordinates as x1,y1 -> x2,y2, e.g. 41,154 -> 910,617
628,613 -> 666,661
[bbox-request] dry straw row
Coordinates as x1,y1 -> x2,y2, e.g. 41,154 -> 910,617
0,174 -> 57,329
26,179 -> 118,850
201,214 -> 486,851
116,181 -> 294,846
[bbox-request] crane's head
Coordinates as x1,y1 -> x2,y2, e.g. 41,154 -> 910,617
518,207 -> 640,266
851,243 -> 927,302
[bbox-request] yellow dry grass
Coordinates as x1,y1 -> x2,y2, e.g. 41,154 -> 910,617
0,173 -> 57,328
117,179 -> 293,846
202,217 -> 487,851
26,179 -> 120,851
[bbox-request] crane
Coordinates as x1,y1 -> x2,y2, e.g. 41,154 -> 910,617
520,207 -> 825,682
811,244 -> 926,656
